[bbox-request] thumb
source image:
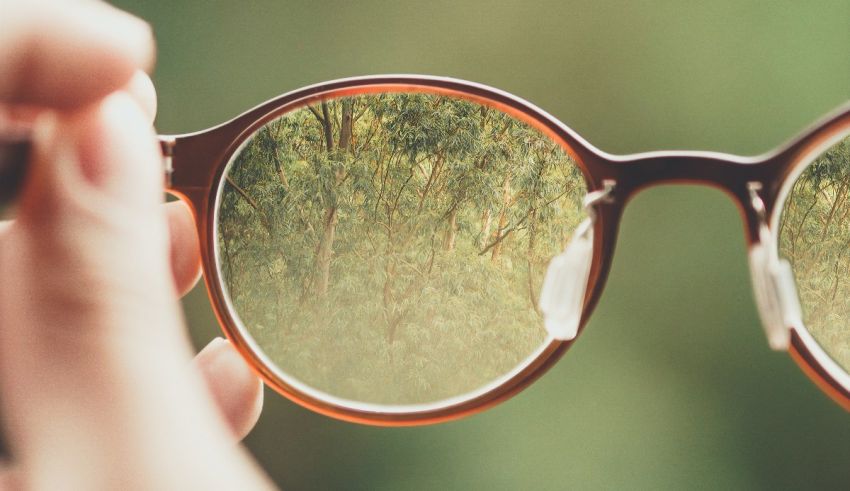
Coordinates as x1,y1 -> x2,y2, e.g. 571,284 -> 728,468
0,94 -> 270,489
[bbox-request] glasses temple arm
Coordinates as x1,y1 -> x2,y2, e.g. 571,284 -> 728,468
0,132 -> 176,207
159,136 -> 176,187
0,131 -> 31,208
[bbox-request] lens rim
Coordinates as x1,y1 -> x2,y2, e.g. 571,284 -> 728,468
170,76 -> 611,425
770,125 -> 850,411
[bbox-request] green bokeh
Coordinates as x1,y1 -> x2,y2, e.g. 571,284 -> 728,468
114,1 -> 850,489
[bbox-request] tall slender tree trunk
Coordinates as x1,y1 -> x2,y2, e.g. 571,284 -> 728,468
526,208 -> 540,312
339,99 -> 353,151
479,208 -> 492,249
221,223 -> 236,292
443,208 -> 458,251
319,102 -> 334,152
821,180 -> 848,241
276,163 -> 290,190
313,100 -> 354,296
316,206 -> 337,295
491,175 -> 511,262
383,247 -> 398,344
812,180 -> 849,267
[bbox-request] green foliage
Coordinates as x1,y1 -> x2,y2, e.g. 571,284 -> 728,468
779,135 -> 850,370
217,93 -> 587,405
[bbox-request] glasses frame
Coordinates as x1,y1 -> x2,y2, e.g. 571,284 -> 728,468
152,75 -> 850,425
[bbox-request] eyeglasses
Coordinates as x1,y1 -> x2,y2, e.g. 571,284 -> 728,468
2,75 -> 849,425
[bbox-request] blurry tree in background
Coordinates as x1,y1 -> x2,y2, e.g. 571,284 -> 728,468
218,93 -> 586,404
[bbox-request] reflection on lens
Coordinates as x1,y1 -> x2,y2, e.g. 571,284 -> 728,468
779,134 -> 850,371
216,92 -> 587,406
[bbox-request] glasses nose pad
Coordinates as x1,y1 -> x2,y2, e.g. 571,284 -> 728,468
748,227 -> 803,351
539,218 -> 594,341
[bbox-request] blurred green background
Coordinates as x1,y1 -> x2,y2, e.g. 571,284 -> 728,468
114,1 -> 850,489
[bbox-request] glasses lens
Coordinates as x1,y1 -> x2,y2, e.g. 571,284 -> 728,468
215,90 -> 588,408
779,133 -> 850,371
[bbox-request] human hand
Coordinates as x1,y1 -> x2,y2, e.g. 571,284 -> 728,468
0,1 -> 274,489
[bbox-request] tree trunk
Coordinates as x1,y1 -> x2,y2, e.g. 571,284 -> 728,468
479,208 -> 492,249
491,175 -> 511,262
526,208 -> 540,312
383,258 -> 395,307
276,162 -> 290,190
312,100 -> 354,296
320,102 -> 334,152
339,99 -> 353,151
821,180 -> 848,240
528,208 -> 538,255
316,206 -> 337,295
443,208 -> 458,251
221,223 -> 237,292
383,254 -> 397,344
224,176 -> 272,234
268,140 -> 291,191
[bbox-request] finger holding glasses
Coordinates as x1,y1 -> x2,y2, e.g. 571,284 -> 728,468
0,1 -> 274,489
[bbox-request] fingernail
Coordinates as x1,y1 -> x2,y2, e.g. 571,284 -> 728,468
125,72 -> 158,125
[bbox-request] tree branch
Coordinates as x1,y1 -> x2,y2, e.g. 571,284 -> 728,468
225,175 -> 259,211
307,105 -> 324,124
224,176 -> 272,233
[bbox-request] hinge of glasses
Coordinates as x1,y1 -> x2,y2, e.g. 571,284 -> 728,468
539,180 -> 616,341
746,181 -> 801,351
159,136 -> 176,187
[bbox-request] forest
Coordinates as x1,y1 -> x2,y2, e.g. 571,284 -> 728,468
779,134 -> 850,371
217,92 -> 587,405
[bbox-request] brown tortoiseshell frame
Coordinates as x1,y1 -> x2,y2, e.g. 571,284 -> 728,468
154,75 -> 850,424
5,75 -> 847,425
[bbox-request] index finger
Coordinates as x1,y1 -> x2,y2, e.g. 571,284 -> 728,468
0,0 -> 155,109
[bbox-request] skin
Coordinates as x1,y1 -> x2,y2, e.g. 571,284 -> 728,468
0,1 -> 274,489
